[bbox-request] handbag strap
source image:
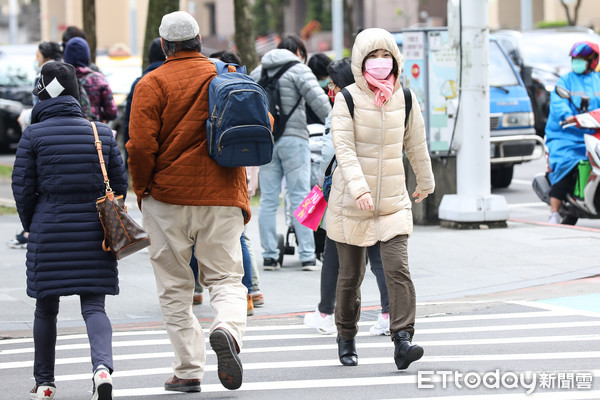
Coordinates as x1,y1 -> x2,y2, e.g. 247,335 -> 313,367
91,121 -> 112,193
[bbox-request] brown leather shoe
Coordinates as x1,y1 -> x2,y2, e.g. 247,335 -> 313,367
164,375 -> 201,392
209,328 -> 243,390
193,293 -> 203,305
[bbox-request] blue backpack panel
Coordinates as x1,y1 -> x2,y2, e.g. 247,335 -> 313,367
207,60 -> 273,167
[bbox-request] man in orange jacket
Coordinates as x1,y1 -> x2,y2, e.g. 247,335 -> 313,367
127,11 -> 247,393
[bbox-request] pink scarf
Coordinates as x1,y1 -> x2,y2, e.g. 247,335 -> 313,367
363,72 -> 395,107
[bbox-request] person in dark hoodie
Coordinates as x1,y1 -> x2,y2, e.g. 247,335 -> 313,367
12,61 -> 127,400
61,25 -> 101,73
63,37 -> 117,122
122,37 -> 165,167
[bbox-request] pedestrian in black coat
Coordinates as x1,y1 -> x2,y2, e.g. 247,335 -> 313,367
11,61 -> 127,400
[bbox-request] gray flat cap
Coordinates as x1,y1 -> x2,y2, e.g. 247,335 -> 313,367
159,11 -> 200,42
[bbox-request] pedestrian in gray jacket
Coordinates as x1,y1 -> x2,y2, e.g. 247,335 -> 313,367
250,34 -> 331,271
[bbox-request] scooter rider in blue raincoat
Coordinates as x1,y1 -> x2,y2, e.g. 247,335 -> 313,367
545,41 -> 600,224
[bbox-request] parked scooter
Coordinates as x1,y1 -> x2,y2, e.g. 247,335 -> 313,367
532,86 -> 600,225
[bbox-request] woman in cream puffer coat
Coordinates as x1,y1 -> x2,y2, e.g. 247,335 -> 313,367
326,28 -> 434,371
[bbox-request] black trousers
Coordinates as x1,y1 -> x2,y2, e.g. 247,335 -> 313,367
550,166 -> 578,200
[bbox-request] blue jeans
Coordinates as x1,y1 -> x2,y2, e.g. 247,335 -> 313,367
259,136 -> 315,262
241,234 -> 252,292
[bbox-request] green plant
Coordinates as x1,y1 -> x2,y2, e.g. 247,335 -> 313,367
0,165 -> 12,179
0,206 -> 17,215
536,21 -> 569,29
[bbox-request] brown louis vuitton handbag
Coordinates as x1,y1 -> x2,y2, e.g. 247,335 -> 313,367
92,121 -> 150,259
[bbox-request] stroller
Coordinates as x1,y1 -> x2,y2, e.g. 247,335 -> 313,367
277,123 -> 327,266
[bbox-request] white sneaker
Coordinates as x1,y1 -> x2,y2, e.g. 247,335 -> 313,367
30,382 -> 56,399
304,309 -> 336,334
548,211 -> 561,224
370,313 -> 390,336
91,366 -> 113,400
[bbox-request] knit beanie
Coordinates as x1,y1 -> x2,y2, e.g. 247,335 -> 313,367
32,61 -> 79,101
63,37 -> 91,68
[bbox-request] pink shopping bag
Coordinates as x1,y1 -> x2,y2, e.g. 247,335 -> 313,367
294,185 -> 327,231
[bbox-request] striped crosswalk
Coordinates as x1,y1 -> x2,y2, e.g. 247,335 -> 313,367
1,301 -> 599,399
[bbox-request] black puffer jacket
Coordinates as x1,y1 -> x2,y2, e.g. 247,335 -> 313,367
12,95 -> 128,299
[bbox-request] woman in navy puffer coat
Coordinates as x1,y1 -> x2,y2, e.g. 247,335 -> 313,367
11,61 -> 126,399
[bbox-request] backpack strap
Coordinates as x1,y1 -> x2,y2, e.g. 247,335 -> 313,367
260,61 -> 302,134
340,86 -> 411,125
340,88 -> 354,119
327,87 -> 355,177
210,59 -> 247,75
403,87 -> 412,129
326,87 -> 412,180
325,155 -> 336,177
263,61 -> 300,85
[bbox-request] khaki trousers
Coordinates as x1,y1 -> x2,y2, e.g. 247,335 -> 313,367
142,196 -> 246,380
335,234 -> 415,340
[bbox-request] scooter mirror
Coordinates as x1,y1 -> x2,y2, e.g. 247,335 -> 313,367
555,86 -> 571,99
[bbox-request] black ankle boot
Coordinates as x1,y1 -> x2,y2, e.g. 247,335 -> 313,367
337,334 -> 358,366
393,331 -> 423,370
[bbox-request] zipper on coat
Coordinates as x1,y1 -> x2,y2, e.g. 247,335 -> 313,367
374,106 -> 385,240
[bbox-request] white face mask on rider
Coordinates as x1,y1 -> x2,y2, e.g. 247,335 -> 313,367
364,58 -> 393,80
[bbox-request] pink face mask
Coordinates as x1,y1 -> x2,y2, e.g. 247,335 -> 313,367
365,58 -> 393,80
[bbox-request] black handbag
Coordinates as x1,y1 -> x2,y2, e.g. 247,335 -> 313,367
92,121 -> 150,259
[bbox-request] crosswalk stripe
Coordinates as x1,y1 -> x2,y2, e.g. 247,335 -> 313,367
0,310 -> 577,346
381,391 -> 600,400
111,370 -> 600,396
38,351 -> 600,383
3,318 -> 600,356
4,335 -> 600,371
2,330 -> 600,366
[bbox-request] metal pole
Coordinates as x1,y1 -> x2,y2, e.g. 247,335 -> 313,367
9,0 -> 18,45
521,0 -> 533,31
129,0 -> 138,55
438,0 -> 508,224
457,0 -> 490,198
332,0 -> 344,61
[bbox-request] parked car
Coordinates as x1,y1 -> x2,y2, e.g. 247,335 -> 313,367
0,44 -> 37,152
395,31 -> 540,188
492,27 -> 600,137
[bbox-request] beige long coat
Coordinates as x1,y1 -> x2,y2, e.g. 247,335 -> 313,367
325,28 -> 435,247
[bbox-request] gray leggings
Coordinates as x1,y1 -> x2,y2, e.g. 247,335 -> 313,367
33,294 -> 113,384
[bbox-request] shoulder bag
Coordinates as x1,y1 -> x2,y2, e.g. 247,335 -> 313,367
92,121 -> 150,259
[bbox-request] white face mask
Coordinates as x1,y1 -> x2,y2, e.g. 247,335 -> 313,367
365,58 -> 393,79
33,59 -> 40,73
